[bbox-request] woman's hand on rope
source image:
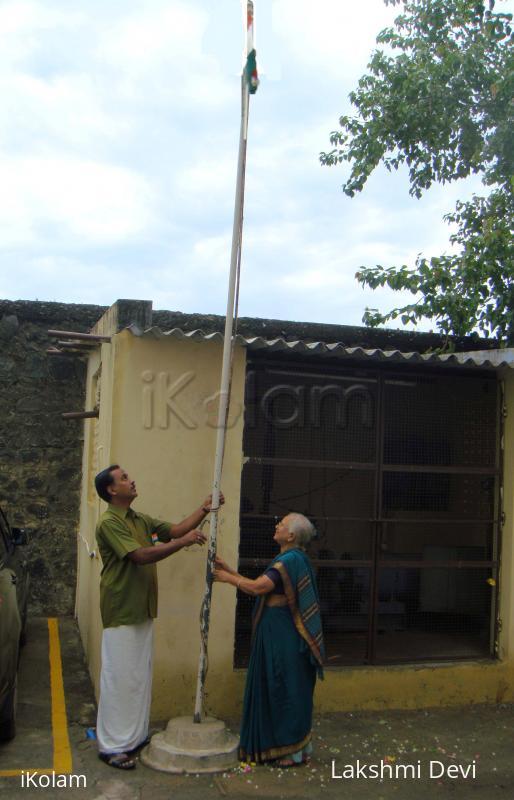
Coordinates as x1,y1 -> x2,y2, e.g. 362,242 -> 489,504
214,555 -> 236,574
212,567 -> 232,583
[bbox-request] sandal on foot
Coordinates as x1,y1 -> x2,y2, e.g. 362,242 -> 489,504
99,752 -> 136,770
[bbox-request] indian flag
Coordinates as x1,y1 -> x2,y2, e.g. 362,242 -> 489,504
244,1 -> 259,94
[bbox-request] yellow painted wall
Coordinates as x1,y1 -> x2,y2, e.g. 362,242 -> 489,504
76,316 -> 247,719
76,316 -> 514,717
76,314 -> 119,696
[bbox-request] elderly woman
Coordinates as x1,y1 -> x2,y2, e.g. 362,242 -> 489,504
214,513 -> 324,767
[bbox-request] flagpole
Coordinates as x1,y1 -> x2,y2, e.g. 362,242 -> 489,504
193,1 -> 257,724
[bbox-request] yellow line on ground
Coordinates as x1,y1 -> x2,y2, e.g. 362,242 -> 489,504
0,619 -> 72,777
0,768 -> 58,777
48,617 -> 73,774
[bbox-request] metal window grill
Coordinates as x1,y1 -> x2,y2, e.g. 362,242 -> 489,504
234,358 -> 500,668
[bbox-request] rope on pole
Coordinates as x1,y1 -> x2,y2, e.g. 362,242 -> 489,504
193,0 -> 258,724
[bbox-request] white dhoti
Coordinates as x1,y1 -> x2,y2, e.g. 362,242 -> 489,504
96,619 -> 154,754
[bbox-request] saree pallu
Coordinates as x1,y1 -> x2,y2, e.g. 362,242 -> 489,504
239,548 -> 324,763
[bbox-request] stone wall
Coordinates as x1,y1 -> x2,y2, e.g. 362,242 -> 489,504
0,297 -> 497,617
0,300 -> 105,615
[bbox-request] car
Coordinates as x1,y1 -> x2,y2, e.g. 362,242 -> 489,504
0,507 -> 29,742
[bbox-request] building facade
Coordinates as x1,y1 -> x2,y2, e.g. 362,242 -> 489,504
75,300 -> 514,718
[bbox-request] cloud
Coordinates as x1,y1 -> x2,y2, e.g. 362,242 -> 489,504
271,0 -> 397,74
0,0 -> 503,337
95,1 -> 233,110
0,1 -> 85,69
98,3 -> 208,66
175,157 -> 237,219
0,156 -> 155,247
192,233 -> 233,276
0,73 -> 129,153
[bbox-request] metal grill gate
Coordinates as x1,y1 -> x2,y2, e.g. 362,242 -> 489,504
234,356 -> 501,667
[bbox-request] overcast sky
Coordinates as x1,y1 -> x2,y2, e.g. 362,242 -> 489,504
0,0 -> 508,329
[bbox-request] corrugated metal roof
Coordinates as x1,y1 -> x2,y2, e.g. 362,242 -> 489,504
130,325 -> 514,369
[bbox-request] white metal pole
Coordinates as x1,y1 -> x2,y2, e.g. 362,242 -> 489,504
193,4 -> 253,723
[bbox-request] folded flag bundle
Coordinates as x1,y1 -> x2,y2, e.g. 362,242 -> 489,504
245,49 -> 259,94
245,1 -> 259,94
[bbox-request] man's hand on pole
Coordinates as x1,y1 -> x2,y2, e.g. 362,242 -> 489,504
201,492 -> 225,513
182,529 -> 207,548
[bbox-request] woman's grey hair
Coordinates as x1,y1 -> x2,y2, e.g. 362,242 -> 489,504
286,513 -> 316,547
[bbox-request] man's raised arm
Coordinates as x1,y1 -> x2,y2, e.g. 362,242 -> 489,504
169,493 -> 225,538
127,528 -> 207,565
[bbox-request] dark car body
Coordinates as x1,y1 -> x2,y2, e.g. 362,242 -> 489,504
0,507 -> 29,741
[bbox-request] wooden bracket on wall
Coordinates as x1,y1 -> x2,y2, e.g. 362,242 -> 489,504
48,329 -> 111,343
61,410 -> 99,420
57,340 -> 98,349
47,345 -> 92,356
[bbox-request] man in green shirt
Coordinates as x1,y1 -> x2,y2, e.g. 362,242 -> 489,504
94,464 -> 218,770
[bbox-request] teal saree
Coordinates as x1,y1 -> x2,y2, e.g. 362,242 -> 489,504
239,548 -> 325,763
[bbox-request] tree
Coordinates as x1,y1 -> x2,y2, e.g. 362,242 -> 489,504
320,0 -> 514,343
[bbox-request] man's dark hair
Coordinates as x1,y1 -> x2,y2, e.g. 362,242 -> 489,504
94,465 -> 120,503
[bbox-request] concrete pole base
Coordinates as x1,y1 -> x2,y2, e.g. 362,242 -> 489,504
140,716 -> 239,774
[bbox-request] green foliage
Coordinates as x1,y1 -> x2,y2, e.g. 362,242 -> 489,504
320,0 -> 514,342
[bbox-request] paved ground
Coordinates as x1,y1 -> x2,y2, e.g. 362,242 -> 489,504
0,617 -> 513,799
